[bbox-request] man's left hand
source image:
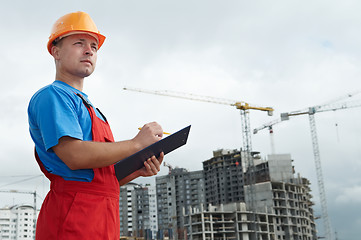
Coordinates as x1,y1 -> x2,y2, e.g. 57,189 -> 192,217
137,152 -> 164,177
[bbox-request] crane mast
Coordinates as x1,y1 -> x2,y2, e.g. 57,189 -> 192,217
124,86 -> 274,239
308,112 -> 331,240
239,109 -> 258,237
253,96 -> 361,240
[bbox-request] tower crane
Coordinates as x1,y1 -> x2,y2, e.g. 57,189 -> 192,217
253,118 -> 281,154
0,190 -> 38,238
253,90 -> 361,154
124,86 -> 274,239
253,96 -> 361,240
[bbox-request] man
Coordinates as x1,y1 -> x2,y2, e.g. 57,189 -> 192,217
28,11 -> 164,239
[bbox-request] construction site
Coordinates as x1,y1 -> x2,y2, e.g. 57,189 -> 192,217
117,150 -> 315,240
119,87 -> 361,240
1,86 -> 360,240
2,1 -> 361,239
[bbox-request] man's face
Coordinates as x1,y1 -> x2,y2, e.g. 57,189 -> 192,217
53,33 -> 98,78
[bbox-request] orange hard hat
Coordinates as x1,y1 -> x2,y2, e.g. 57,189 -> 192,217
47,11 -> 106,54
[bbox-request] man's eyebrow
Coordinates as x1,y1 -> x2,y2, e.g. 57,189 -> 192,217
77,38 -> 97,44
76,38 -> 97,44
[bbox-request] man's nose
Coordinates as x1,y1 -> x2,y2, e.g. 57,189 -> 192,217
84,45 -> 94,56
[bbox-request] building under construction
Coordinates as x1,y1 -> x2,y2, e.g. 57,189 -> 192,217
118,149 -> 317,240
184,150 -> 317,240
156,168 -> 205,240
184,202 -> 277,240
119,183 -> 158,238
203,149 -> 245,205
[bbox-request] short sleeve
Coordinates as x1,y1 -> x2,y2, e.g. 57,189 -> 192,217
33,85 -> 84,151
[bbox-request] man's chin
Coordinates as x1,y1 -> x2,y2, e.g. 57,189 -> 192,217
80,69 -> 94,78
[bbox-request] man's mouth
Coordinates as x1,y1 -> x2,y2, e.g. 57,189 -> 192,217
81,59 -> 93,65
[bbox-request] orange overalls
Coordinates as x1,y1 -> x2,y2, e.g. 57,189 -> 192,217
35,94 -> 120,239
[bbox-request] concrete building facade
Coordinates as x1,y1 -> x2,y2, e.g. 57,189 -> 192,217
0,204 -> 38,240
156,168 -> 205,240
246,154 -> 317,240
119,182 -> 141,237
133,185 -> 158,239
119,183 -> 158,239
184,202 -> 277,240
203,149 -> 245,205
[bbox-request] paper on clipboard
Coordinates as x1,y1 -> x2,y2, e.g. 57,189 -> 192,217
114,125 -> 191,181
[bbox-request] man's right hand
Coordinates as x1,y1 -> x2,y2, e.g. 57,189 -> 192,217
132,122 -> 163,150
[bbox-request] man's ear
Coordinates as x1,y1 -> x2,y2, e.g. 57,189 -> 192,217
51,45 -> 60,60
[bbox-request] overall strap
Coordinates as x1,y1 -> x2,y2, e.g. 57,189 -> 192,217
76,93 -> 107,122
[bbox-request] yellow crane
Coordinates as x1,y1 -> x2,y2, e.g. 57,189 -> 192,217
123,86 -> 274,239
123,87 -> 274,114
123,88 -> 273,165
253,93 -> 361,240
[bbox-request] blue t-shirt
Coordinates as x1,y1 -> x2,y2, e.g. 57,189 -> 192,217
28,81 -> 104,182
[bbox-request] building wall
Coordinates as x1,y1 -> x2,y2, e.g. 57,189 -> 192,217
156,174 -> 174,232
148,187 -> 158,239
119,183 -> 159,239
203,149 -> 244,205
184,202 -> 277,240
267,154 -> 294,182
244,154 -> 317,240
134,186 -> 150,237
0,209 -> 11,239
120,183 -> 139,236
0,204 -> 38,240
133,185 -> 158,239
156,168 -> 205,240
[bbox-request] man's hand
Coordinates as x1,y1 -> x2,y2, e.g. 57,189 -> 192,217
132,122 -> 163,150
118,152 -> 164,186
137,152 -> 164,177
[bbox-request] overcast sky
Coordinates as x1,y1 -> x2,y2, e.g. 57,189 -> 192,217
1,0 -> 361,239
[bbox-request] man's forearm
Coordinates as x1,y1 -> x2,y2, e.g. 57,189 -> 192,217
53,122 -> 163,171
52,136 -> 142,170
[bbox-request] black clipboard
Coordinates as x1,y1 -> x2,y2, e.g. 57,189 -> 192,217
114,125 -> 191,181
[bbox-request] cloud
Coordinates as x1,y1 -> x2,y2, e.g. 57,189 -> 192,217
335,185 -> 361,204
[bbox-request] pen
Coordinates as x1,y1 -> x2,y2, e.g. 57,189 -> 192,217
138,127 -> 171,135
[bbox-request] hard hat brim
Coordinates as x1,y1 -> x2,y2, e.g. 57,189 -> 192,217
47,30 -> 105,54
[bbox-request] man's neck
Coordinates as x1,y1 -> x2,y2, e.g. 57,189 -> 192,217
55,72 -> 84,91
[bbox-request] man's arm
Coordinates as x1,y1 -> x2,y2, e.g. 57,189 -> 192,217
52,122 -> 163,170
